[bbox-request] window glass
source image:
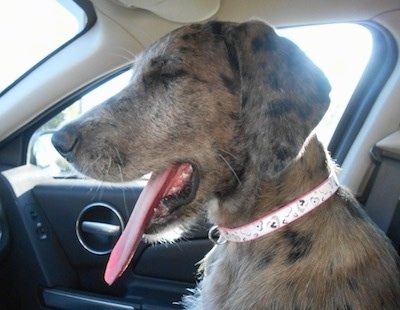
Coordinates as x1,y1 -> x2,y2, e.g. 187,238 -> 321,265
28,70 -> 133,177
277,24 -> 373,144
29,24 -> 373,177
0,0 -> 86,94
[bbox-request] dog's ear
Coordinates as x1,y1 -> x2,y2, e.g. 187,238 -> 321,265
218,20 -> 331,179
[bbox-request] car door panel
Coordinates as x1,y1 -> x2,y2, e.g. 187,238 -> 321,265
0,165 -> 213,309
0,166 -> 78,309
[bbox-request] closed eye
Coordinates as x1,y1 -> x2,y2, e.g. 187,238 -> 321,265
160,69 -> 187,79
143,69 -> 188,90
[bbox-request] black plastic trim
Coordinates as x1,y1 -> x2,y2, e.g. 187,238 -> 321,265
42,288 -> 137,310
329,21 -> 398,163
0,0 -> 97,97
0,200 -> 10,262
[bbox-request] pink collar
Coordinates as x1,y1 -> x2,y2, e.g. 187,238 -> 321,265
209,174 -> 339,244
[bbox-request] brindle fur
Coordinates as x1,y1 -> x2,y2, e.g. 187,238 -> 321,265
52,20 -> 400,309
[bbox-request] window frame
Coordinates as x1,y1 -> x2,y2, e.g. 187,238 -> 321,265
328,22 -> 398,163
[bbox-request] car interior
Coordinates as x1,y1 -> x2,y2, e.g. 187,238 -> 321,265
1,0 -> 400,309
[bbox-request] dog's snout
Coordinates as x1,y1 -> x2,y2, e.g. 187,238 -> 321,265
51,126 -> 79,159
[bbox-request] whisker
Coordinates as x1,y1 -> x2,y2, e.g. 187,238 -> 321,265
81,155 -> 103,176
109,52 -> 134,63
218,153 -> 242,186
113,146 -> 130,217
105,156 -> 113,178
109,46 -> 138,63
117,164 -> 130,217
116,46 -> 136,57
218,148 -> 240,161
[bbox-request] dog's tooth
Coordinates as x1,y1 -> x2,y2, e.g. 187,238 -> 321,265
170,186 -> 180,194
182,171 -> 191,180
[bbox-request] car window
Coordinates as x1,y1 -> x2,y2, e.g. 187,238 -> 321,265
277,24 -> 372,144
28,23 -> 373,178
0,0 -> 87,95
28,70 -> 133,177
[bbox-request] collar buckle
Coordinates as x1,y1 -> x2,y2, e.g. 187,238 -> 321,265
208,225 -> 227,245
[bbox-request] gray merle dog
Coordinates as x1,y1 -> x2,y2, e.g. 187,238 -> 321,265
52,20 -> 400,309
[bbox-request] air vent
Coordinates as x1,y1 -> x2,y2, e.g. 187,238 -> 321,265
76,203 -> 124,255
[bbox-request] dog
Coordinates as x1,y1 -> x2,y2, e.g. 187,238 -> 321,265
52,20 -> 400,309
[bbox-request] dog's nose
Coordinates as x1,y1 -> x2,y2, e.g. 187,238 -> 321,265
51,126 -> 79,159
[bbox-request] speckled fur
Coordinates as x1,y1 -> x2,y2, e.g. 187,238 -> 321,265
53,20 -> 400,309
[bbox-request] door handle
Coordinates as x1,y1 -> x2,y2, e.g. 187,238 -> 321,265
81,221 -> 121,236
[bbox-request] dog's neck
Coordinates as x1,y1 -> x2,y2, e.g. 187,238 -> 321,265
212,173 -> 338,243
209,135 -> 335,229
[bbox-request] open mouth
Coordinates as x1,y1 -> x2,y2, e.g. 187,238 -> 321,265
151,163 -> 199,225
104,162 -> 199,285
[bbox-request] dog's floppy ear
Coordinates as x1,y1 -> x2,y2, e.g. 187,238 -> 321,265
222,21 -> 331,179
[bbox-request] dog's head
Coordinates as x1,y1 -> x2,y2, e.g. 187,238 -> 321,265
52,20 -> 330,283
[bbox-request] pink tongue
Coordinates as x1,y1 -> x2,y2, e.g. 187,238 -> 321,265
104,165 -> 182,285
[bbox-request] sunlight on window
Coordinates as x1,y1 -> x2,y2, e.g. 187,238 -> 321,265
0,0 -> 83,93
62,70 -> 133,122
278,24 -> 373,144
81,71 -> 133,113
